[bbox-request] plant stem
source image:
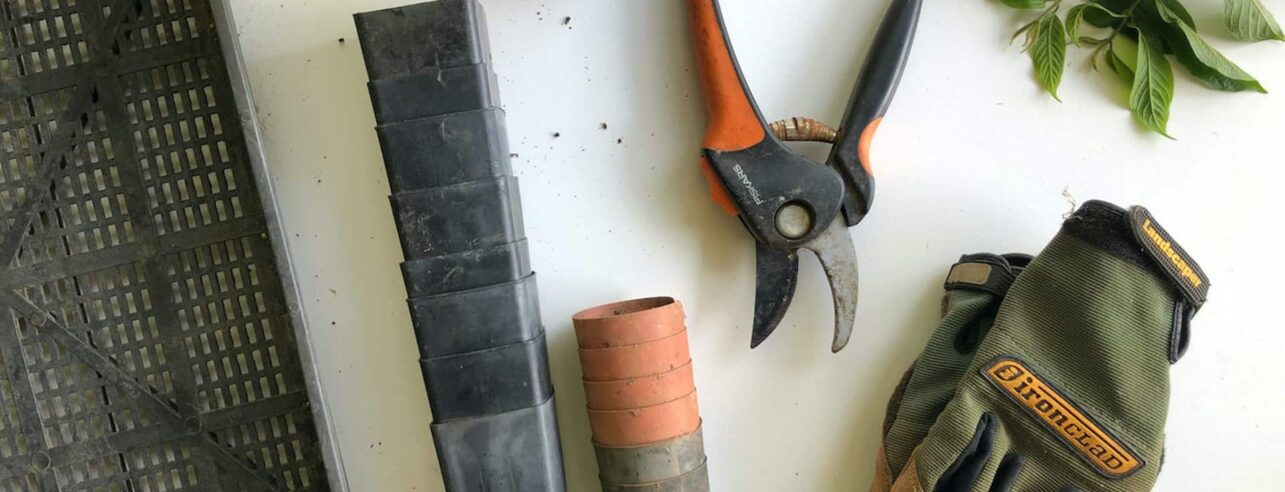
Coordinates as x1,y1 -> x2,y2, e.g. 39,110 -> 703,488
1091,0 -> 1144,65
1103,0 -> 1144,45
1044,0 -> 1063,19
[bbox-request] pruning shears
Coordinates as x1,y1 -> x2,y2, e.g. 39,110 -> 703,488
687,0 -> 922,352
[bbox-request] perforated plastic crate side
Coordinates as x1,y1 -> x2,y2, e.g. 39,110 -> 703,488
0,0 -> 345,489
209,1 -> 349,489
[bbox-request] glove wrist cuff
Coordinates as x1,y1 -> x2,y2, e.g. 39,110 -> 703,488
1061,200 -> 1209,311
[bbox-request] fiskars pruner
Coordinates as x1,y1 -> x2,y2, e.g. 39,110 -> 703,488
687,0 -> 922,352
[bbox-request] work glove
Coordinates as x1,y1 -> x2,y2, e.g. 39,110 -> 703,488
872,252 -> 1032,491
876,200 -> 1209,492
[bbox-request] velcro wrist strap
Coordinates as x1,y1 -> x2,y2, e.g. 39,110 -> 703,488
944,253 -> 1031,297
1129,206 -> 1210,310
1063,201 -> 1210,312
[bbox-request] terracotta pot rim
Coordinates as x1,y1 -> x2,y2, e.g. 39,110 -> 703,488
583,360 -> 695,411
577,327 -> 688,353
587,392 -> 701,446
586,389 -> 697,415
572,296 -> 677,322
581,359 -> 693,386
579,329 -> 691,382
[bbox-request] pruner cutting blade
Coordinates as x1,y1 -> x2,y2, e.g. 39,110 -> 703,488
751,216 -> 858,352
751,243 -> 797,349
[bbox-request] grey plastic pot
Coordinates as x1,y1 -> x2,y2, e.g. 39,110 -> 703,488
600,460 -> 709,492
594,426 -> 707,485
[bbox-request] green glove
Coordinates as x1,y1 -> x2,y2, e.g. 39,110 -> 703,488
872,253 -> 1031,491
883,200 -> 1209,492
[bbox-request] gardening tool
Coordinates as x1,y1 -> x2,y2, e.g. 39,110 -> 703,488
687,0 -> 922,352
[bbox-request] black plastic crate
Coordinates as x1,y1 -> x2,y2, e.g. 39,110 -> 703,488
0,0 -> 339,490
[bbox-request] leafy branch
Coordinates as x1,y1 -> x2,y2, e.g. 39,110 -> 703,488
1002,0 -> 1282,137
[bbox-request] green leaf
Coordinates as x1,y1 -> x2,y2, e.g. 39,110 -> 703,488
1112,35 -> 1140,73
1155,0 -> 1197,29
1067,3 -> 1123,45
1029,14 -> 1067,100
1157,3 -> 1268,92
1002,0 -> 1047,9
1086,0 -> 1134,27
1106,51 -> 1136,84
1130,34 -> 1175,137
1225,0 -> 1285,41
1106,36 -> 1137,84
1012,19 -> 1040,44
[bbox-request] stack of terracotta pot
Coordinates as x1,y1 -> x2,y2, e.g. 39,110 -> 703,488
572,297 -> 710,491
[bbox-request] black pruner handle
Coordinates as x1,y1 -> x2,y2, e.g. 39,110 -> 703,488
826,0 -> 922,227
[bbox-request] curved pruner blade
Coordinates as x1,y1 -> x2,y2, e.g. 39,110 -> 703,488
801,216 -> 859,353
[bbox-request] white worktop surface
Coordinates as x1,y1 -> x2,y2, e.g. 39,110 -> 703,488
228,0 -> 1283,489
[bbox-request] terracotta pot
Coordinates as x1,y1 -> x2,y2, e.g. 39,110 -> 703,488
588,391 -> 700,447
573,297 -> 686,349
578,329 -> 690,382
583,361 -> 695,411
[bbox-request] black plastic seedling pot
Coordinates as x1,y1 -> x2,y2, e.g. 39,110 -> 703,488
390,176 -> 525,259
368,63 -> 501,124
409,273 -> 542,357
594,426 -> 707,485
354,0 -> 490,79
377,108 -> 512,192
420,334 -> 552,421
430,396 -> 567,489
401,238 -> 532,298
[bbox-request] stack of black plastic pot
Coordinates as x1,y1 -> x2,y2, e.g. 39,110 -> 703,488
354,1 -> 566,490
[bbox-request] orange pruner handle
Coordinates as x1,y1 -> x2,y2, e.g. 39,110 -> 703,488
687,0 -> 772,215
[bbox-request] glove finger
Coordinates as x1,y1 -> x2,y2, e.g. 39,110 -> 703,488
986,453 -> 1024,492
881,254 -> 1027,479
933,413 -> 998,492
